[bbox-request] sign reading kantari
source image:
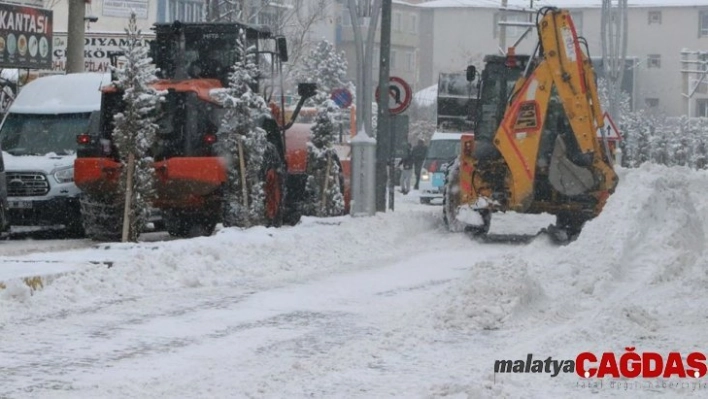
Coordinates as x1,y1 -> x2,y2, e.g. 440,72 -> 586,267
0,3 -> 53,69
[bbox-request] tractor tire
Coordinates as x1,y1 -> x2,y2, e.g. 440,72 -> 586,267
63,220 -> 86,239
164,209 -> 217,238
442,160 -> 490,236
79,194 -> 123,242
223,143 -> 285,228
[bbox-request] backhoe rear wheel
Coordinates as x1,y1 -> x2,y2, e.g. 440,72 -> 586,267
552,212 -> 586,243
442,160 -> 491,236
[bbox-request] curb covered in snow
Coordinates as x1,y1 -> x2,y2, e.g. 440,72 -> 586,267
0,260 -> 114,295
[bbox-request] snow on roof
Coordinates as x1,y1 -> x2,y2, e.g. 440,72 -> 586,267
431,131 -> 469,140
416,0 -> 708,8
413,84 -> 437,106
10,72 -> 111,114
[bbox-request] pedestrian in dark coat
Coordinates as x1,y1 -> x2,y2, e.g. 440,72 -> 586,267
411,139 -> 428,190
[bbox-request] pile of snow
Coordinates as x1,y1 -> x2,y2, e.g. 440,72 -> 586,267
437,256 -> 545,331
429,163 -> 708,372
558,164 -> 705,295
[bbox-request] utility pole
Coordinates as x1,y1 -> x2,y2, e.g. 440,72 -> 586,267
66,0 -> 86,73
375,0 -> 391,212
681,50 -> 708,118
499,0 -> 507,54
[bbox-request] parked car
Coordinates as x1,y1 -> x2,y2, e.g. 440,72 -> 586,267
418,132 -> 465,204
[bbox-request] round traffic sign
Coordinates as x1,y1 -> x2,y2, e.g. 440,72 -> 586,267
331,87 -> 353,108
375,76 -> 412,115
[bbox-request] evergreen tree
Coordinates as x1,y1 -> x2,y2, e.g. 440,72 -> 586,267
292,40 -> 350,218
110,12 -> 162,242
212,30 -> 277,227
301,98 -> 345,217
691,118 -> 708,169
292,40 -> 352,105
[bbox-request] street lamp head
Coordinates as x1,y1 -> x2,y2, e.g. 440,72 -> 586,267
85,15 -> 99,23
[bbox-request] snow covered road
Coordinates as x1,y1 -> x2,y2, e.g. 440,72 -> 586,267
1,164 -> 708,398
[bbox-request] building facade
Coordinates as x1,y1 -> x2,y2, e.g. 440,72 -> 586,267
334,1 -> 422,95
415,0 -> 708,117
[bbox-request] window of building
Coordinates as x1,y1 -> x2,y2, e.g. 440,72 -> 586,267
570,11 -> 583,34
394,12 -> 402,32
648,11 -> 662,24
647,54 -> 661,68
701,11 -> 708,36
405,51 -> 415,72
258,11 -> 278,27
645,98 -> 659,108
166,0 -> 203,23
697,99 -> 708,117
390,49 -> 398,70
341,9 -> 351,26
493,12 -> 531,39
409,14 -> 418,33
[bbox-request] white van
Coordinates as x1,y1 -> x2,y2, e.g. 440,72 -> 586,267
0,73 -> 109,236
418,131 -> 466,204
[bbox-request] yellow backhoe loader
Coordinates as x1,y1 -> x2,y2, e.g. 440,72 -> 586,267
443,7 -> 619,242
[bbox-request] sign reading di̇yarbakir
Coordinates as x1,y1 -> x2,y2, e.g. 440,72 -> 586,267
0,3 -> 52,69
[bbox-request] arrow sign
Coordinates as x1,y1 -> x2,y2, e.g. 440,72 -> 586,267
596,111 -> 622,141
375,76 -> 412,115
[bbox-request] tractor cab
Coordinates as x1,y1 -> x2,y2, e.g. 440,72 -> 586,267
149,21 -> 281,91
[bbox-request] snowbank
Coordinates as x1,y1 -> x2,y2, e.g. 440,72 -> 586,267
0,205 -> 451,327
425,163 -> 708,397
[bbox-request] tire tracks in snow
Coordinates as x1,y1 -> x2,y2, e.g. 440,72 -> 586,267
0,210 -> 485,397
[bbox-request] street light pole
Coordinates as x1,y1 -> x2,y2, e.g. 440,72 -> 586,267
66,0 -> 86,73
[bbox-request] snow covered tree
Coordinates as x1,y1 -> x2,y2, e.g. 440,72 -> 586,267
300,98 -> 345,217
212,30 -> 281,228
291,39 -> 352,105
110,12 -> 163,242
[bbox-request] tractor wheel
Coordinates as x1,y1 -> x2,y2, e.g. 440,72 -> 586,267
442,160 -> 490,236
63,219 -> 86,239
79,194 -> 123,242
223,143 -> 285,228
164,210 -> 217,238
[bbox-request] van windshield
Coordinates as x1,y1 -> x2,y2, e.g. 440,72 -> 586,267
426,139 -> 461,160
0,113 -> 91,156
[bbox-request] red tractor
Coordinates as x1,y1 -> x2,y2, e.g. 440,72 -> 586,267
74,21 -> 351,240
